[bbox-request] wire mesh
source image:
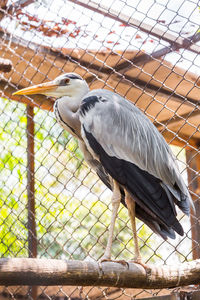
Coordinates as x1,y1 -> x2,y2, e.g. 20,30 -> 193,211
0,0 -> 200,299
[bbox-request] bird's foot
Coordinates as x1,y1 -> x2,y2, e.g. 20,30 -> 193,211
99,256 -> 129,267
128,257 -> 148,269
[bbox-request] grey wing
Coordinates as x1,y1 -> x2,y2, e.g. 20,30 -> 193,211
79,89 -> 193,215
78,139 -> 176,239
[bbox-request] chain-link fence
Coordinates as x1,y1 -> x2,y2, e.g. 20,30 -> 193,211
0,0 -> 200,299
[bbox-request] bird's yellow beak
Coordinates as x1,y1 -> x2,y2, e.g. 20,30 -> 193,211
13,81 -> 58,96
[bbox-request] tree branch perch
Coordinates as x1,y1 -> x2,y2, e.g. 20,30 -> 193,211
0,258 -> 200,288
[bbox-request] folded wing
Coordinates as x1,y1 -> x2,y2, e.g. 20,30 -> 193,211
79,89 -> 193,239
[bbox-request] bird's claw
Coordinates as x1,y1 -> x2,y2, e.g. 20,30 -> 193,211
128,258 -> 148,269
99,257 -> 129,268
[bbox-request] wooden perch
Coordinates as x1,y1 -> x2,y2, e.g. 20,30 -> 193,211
0,258 -> 200,288
0,58 -> 12,72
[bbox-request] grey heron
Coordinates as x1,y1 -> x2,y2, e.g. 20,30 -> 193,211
13,73 -> 193,264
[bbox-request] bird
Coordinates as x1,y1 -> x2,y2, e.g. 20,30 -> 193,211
13,72 -> 193,264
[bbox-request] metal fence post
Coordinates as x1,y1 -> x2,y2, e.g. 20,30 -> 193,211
27,105 -> 37,300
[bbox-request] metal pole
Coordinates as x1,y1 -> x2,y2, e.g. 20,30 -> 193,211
27,105 -> 37,299
186,145 -> 200,260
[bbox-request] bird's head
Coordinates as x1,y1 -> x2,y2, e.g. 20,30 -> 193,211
13,73 -> 89,99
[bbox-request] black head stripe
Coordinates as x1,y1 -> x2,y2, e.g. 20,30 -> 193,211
67,73 -> 83,80
58,73 -> 83,86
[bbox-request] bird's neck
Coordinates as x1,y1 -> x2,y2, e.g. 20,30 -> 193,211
60,85 -> 89,112
54,88 -> 88,139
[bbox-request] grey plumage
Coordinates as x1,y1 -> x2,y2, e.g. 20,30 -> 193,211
13,73 -> 194,261
80,89 -> 192,217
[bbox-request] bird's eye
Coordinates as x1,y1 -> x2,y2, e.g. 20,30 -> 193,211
60,78 -> 70,85
64,78 -> 70,84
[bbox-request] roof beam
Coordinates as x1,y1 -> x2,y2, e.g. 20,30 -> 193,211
156,109 -> 200,131
114,45 -> 177,73
0,29 -> 199,110
114,33 -> 200,73
115,74 -> 200,107
69,0 -> 200,55
1,77 -> 199,148
7,0 -> 34,12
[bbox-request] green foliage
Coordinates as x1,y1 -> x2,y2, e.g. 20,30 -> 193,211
0,98 -> 163,262
0,98 -> 28,257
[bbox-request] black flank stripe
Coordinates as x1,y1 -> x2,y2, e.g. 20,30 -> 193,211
83,126 -> 184,237
54,102 -> 75,133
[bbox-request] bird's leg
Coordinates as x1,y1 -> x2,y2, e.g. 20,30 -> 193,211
124,189 -> 143,265
100,180 -> 121,261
